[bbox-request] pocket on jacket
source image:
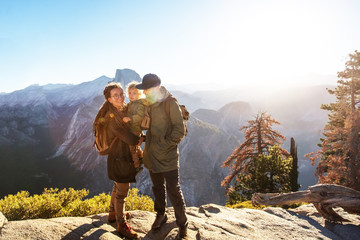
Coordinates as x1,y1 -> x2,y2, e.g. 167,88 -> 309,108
160,136 -> 176,150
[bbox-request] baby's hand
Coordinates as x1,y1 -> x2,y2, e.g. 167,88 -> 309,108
123,117 -> 131,123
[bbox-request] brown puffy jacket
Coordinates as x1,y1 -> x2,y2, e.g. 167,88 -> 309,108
105,106 -> 140,183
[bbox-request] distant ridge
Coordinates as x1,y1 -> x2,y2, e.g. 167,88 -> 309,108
0,68 -> 335,204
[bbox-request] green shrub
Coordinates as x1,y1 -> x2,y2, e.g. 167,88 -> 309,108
226,200 -> 306,210
125,188 -> 154,212
0,187 -> 153,221
276,202 -> 306,209
226,200 -> 266,209
59,192 -> 111,217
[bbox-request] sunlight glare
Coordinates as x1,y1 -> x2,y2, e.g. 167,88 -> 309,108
212,1 -> 338,88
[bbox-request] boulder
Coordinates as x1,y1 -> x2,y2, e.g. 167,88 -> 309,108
0,212 -> 8,230
1,204 -> 359,240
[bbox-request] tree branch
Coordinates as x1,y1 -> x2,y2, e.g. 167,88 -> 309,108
252,184 -> 360,223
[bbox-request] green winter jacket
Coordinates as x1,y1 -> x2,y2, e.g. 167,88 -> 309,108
143,87 -> 185,173
126,99 -> 145,135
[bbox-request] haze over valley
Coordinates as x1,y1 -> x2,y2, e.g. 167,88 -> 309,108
0,69 -> 335,206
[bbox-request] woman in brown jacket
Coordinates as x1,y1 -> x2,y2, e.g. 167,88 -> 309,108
93,82 -> 141,239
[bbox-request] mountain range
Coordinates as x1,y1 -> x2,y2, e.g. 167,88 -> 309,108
0,69 -> 335,206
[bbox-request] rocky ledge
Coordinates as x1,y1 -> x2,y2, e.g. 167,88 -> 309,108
1,204 -> 359,240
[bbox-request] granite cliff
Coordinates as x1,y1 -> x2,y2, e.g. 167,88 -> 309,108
1,204 -> 359,240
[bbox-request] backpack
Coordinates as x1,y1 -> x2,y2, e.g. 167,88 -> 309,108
93,115 -> 117,155
140,97 -> 190,135
164,97 -> 190,136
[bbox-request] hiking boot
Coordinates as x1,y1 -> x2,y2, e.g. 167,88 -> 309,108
176,226 -> 188,240
117,221 -> 138,239
108,211 -> 116,223
151,214 -> 168,231
108,212 -> 130,223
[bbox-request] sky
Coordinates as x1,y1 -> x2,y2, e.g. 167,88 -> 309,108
1,0 -> 360,93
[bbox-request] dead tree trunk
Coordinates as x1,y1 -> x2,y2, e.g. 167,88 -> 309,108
252,184 -> 360,223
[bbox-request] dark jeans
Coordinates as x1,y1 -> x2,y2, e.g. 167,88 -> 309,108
149,169 -> 188,227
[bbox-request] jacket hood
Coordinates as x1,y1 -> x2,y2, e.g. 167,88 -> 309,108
145,86 -> 171,105
158,86 -> 171,102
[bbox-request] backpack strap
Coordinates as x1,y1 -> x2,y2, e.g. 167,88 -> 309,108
164,97 -> 170,119
163,96 -> 188,137
163,96 -> 175,137
164,96 -> 176,119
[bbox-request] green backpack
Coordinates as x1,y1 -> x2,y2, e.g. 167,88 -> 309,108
164,97 -> 190,136
140,96 -> 190,136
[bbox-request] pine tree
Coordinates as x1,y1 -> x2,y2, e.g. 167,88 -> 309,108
307,50 -> 360,190
228,145 -> 293,202
222,112 -> 290,201
290,137 -> 300,191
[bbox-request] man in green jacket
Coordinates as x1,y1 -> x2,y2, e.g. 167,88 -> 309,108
136,73 -> 188,240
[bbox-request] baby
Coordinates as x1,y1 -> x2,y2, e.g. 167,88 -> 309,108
123,81 -> 145,174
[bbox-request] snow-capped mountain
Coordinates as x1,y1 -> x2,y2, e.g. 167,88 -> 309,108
0,68 -> 334,206
0,69 -> 239,205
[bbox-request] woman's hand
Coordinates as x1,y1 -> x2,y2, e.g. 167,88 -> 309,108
123,117 -> 131,123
